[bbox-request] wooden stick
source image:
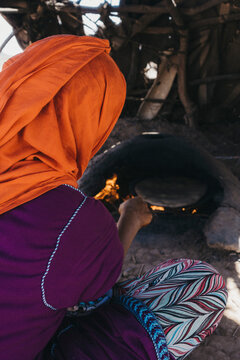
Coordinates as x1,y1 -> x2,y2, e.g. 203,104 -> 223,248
142,26 -> 173,35
164,0 -> 198,128
131,1 -> 166,38
140,10 -> 240,35
127,96 -> 170,103
44,1 -> 233,16
49,3 -> 168,15
0,28 -> 20,53
0,7 -> 24,13
128,89 -> 148,96
190,73 -> 240,86
137,54 -> 177,120
232,326 -> 240,337
0,0 -> 234,16
0,0 -> 26,7
182,0 -> 228,16
164,0 -> 184,28
190,12 -> 240,29
126,42 -> 139,90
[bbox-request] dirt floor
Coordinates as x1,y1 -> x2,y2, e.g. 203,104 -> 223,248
98,117 -> 240,360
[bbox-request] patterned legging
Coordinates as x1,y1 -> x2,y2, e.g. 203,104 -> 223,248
117,259 -> 227,360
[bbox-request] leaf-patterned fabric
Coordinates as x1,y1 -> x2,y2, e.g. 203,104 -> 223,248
117,259 -> 227,359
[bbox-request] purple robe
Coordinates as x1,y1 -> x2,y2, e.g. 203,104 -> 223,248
0,185 -> 157,360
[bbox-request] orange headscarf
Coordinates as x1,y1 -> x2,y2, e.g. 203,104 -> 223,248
0,35 -> 126,214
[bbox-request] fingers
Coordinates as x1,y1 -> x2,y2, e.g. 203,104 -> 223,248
118,196 -> 153,228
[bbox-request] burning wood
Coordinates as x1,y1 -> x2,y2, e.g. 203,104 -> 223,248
150,205 -> 165,211
94,174 -> 120,203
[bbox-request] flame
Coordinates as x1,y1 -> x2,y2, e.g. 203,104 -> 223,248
150,205 -> 165,211
94,174 -> 120,203
94,175 -> 199,215
123,194 -> 134,200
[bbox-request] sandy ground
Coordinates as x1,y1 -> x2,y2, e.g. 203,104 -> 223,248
119,218 -> 240,360
98,118 -> 240,360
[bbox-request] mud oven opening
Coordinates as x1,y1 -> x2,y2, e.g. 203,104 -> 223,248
79,134 -> 240,252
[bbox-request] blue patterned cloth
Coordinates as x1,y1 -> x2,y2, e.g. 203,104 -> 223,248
67,289 -> 113,317
112,295 -> 170,360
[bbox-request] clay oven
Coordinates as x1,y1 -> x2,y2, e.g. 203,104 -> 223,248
79,133 -> 240,252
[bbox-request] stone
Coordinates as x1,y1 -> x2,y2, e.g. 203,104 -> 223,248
204,207 -> 240,252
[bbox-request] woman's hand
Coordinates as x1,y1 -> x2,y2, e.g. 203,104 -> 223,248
117,197 -> 152,256
118,197 -> 153,230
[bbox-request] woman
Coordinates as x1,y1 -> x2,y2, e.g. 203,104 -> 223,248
0,35 -> 227,360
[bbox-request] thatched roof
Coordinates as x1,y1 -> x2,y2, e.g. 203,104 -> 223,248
1,0 -> 240,126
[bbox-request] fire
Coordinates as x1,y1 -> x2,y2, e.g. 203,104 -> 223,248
150,206 -> 165,211
94,174 -> 120,203
94,174 -> 199,215
123,194 -> 134,200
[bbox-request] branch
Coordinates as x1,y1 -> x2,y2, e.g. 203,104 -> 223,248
66,12 -> 96,35
190,12 -> 240,29
165,0 -> 184,28
0,28 -> 20,53
46,1 -> 232,16
0,7 -> 25,13
0,0 -> 231,16
182,0 -> 228,16
190,73 -> 240,86
0,0 -> 27,6
127,97 -> 170,103
131,1 -> 167,38
142,26 -> 174,35
164,0 -> 198,128
137,54 -> 177,120
141,11 -> 240,35
51,3 -> 168,15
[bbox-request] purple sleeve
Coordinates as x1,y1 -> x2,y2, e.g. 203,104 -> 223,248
44,197 -> 124,309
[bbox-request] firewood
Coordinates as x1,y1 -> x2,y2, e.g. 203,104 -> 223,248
137,53 -> 177,120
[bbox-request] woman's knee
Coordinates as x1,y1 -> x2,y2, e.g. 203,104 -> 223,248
153,258 -> 228,310
184,259 -> 228,311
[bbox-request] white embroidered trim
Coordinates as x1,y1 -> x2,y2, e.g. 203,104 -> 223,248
63,184 -> 86,197
41,185 -> 87,310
